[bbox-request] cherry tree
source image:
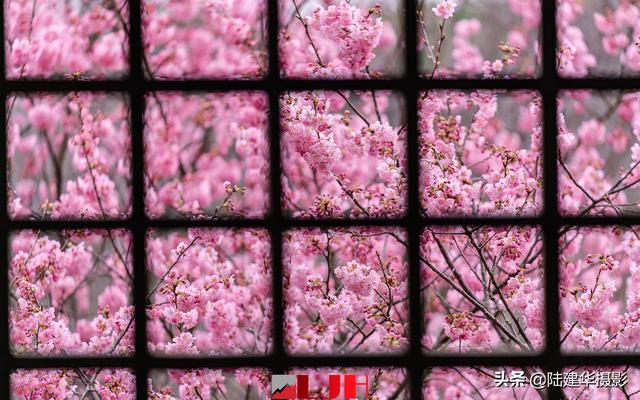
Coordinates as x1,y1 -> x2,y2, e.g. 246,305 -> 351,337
5,0 -> 129,79
9,0 -> 640,399
8,93 -> 131,220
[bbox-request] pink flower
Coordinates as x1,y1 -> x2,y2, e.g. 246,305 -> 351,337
308,2 -> 382,71
5,0 -> 128,78
142,0 -> 264,78
577,119 -> 605,147
27,102 -> 55,132
97,285 -> 129,313
569,283 -> 616,326
610,128 -> 629,154
9,93 -> 132,220
165,332 -> 199,355
335,261 -> 381,296
317,294 -> 351,325
444,312 -> 478,341
285,227 -> 408,354
432,0 -> 457,20
491,59 -> 504,72
593,12 -> 617,35
144,92 -> 269,218
9,230 -> 133,358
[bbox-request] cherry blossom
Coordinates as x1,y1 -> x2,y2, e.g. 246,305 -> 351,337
10,1 -> 640,399
557,0 -> 640,77
8,93 -> 132,220
144,92 -> 269,218
5,0 -> 129,79
560,226 -> 640,353
9,229 -> 134,357
422,226 -> 544,353
559,91 -> 640,216
142,0 -> 266,79
418,0 -> 540,78
11,369 -> 135,400
419,90 -> 543,217
148,368 -> 270,400
146,228 -> 272,356
432,1 -> 457,20
284,227 -> 408,354
279,0 -> 403,78
282,90 -> 406,219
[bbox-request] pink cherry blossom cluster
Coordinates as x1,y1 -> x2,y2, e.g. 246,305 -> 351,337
559,90 -> 640,216
422,225 -> 544,353
282,90 -> 406,218
284,227 -> 408,354
9,230 -> 134,357
419,0 -> 540,78
560,226 -> 640,353
11,368 -> 136,400
142,0 -> 266,79
5,0 -> 129,79
420,90 -> 543,217
148,368 -> 270,400
423,367 -> 546,399
8,93 -> 132,220
144,92 -> 269,218
146,228 -> 272,356
558,0 -> 640,77
279,0 -> 402,78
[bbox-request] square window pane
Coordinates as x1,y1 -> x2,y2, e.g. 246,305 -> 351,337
560,225 -> 640,353
422,225 -> 544,353
418,0 -> 541,78
419,90 -> 543,217
149,368 -> 270,399
558,90 -> 640,216
5,0 -> 129,79
11,369 -> 136,399
288,368 -> 408,399
8,93 -> 132,220
284,227 -> 409,354
9,230 -> 134,356
282,90 -> 406,219
142,0 -> 267,79
557,1 -> 640,77
144,92 -> 269,219
279,0 -> 404,78
424,367 -> 547,399
146,228 -> 272,356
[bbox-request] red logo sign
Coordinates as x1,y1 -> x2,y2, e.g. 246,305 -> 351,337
271,374 -> 369,399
